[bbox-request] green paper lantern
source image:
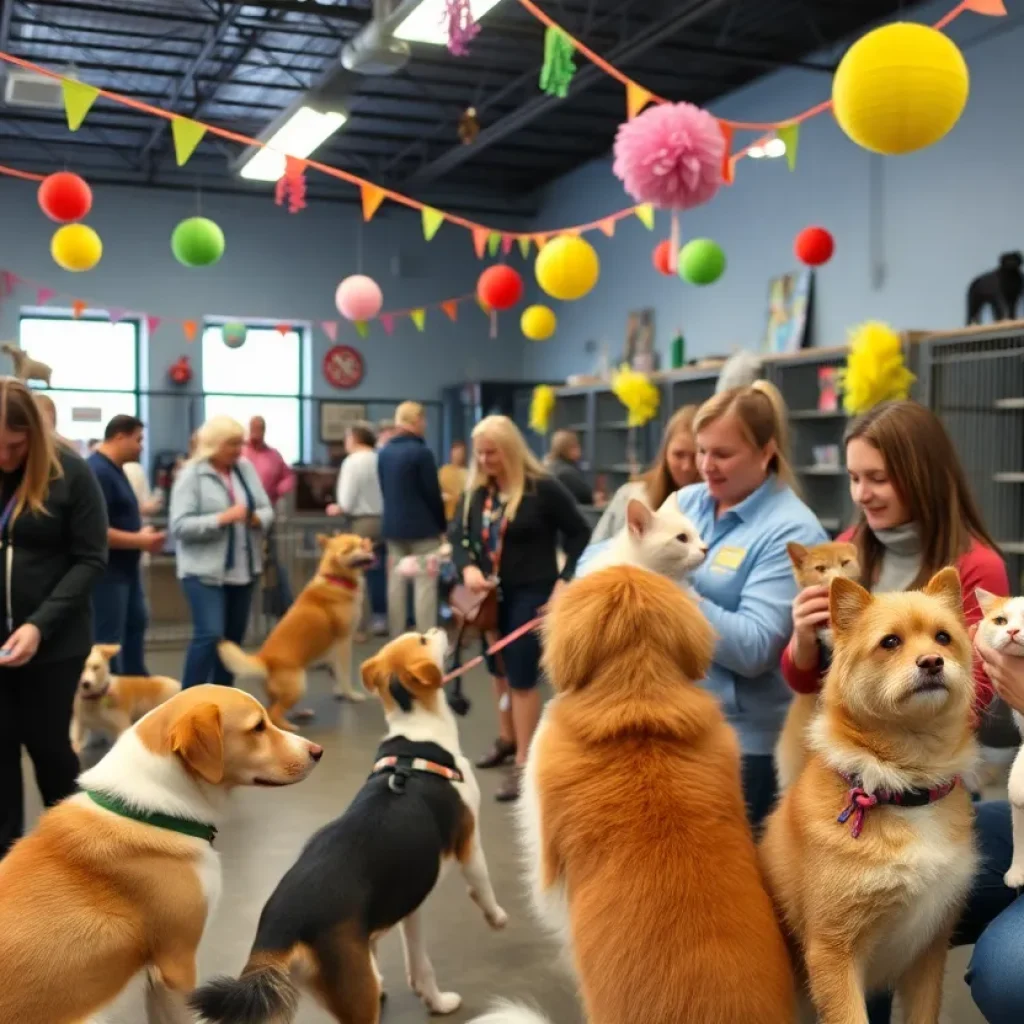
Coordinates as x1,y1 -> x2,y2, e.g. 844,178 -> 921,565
171,216 -> 225,268
678,239 -> 726,286
222,322 -> 247,349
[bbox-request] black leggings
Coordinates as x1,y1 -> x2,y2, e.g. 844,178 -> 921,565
0,656 -> 82,857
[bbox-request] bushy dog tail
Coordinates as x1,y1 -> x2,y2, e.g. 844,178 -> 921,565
217,640 -> 268,680
189,954 -> 300,1024
468,1001 -> 558,1024
774,692 -> 819,791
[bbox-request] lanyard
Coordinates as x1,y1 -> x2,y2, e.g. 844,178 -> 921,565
0,493 -> 16,539
481,489 -> 507,580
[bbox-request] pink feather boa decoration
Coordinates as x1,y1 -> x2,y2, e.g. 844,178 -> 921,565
613,102 -> 725,210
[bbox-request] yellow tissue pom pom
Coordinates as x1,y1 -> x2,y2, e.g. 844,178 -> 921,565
839,322 -> 916,416
611,364 -> 660,427
529,384 -> 556,435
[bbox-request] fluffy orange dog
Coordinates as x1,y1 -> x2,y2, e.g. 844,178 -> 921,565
0,685 -> 322,1024
760,568 -> 978,1023
219,533 -> 374,729
472,565 -> 794,1024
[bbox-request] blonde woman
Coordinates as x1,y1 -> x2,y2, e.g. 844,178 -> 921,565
545,429 -> 592,505
450,415 -> 591,801
169,415 -> 272,688
0,379 -> 108,856
590,405 -> 700,542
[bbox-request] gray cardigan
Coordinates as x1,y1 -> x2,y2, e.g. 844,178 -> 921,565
169,457 -> 273,583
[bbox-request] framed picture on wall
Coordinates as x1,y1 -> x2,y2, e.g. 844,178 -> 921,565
762,268 -> 814,354
625,308 -> 656,371
319,401 -> 367,443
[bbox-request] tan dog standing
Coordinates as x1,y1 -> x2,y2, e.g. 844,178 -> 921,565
71,643 -> 181,754
219,533 -> 374,729
760,568 -> 978,1024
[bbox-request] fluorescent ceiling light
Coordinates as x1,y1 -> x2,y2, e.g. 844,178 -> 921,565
748,145 -> 765,159
239,106 -> 347,182
763,137 -> 786,159
395,0 -> 506,46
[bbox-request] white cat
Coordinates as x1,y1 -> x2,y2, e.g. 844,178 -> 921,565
975,588 -> 1024,889
577,495 -> 707,581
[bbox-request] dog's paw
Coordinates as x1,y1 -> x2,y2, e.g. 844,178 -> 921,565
486,905 -> 509,930
333,686 -> 366,702
1004,863 -> 1024,889
427,991 -> 461,1015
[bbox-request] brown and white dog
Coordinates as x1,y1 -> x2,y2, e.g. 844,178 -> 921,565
218,532 -> 375,729
71,642 -> 181,754
760,568 -> 978,1023
0,684 -> 322,1024
471,566 -> 795,1024
192,629 -> 507,1024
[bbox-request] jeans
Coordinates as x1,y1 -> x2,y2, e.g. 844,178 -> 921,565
367,542 -> 387,618
741,754 -> 779,832
92,570 -> 149,676
181,578 -> 253,688
386,538 -> 439,636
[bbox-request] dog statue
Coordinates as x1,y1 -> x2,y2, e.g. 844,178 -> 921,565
1,343 -> 52,386
966,252 -> 1023,324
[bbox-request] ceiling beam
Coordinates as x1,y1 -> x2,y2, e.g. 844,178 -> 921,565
0,0 -> 15,53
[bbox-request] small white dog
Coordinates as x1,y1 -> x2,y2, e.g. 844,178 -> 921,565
2,343 -> 52,387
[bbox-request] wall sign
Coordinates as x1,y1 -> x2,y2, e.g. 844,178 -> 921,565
322,344 -> 364,390
320,402 -> 367,444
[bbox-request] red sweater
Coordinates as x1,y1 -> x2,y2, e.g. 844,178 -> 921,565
780,529 -> 1009,711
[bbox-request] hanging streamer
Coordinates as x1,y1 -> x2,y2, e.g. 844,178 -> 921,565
444,0 -> 481,56
539,26 -> 576,98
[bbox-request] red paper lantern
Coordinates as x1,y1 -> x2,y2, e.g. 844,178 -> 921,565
477,265 -> 524,312
38,172 -> 93,223
652,239 -> 674,276
794,226 -> 835,267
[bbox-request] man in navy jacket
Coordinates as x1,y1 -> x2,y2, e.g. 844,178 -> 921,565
377,401 -> 447,636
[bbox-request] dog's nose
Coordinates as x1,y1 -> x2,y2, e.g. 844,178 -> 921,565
308,744 -> 324,762
916,654 -> 944,675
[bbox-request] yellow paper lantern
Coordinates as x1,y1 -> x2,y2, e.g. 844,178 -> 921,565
51,223 -> 103,272
832,23 -> 969,156
535,235 -> 599,302
521,304 -> 557,341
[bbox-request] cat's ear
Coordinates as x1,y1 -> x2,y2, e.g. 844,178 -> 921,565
786,541 -> 807,569
974,588 -> 999,615
626,499 -> 654,539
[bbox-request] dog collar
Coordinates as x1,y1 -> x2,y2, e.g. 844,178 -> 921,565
837,773 -> 960,839
81,688 -> 112,703
86,790 -> 218,845
320,574 -> 359,591
370,754 -> 464,794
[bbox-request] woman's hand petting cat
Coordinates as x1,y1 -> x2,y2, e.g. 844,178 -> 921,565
974,633 -> 1024,715
789,584 -> 831,670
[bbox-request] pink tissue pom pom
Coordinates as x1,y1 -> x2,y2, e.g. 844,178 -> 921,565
612,102 -> 725,211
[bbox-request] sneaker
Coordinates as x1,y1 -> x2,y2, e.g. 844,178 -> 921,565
476,737 -> 516,770
495,766 -> 522,802
371,616 -> 388,637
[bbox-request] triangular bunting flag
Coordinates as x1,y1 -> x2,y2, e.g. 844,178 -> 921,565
108,307 -> 126,324
517,236 -> 531,259
321,320 -> 338,343
62,78 -> 100,132
422,207 -> 445,241
965,0 -> 1007,14
777,123 -> 800,172
719,122 -> 735,184
361,183 -> 386,222
477,296 -> 491,316
171,117 -> 207,167
626,81 -> 654,120
472,227 -> 488,259
147,315 -> 162,335
487,232 -> 501,257
380,314 -> 395,335
275,323 -> 290,337
71,299 -> 87,319
355,320 -> 369,339
441,300 -> 459,322
35,287 -> 56,304
598,218 -> 616,238
410,308 -> 426,331
0,270 -> 17,296
183,320 -> 198,343
634,204 -> 655,230
532,234 -> 548,250
501,235 -> 514,256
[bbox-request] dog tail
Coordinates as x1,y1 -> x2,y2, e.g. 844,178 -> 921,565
467,1002 -> 558,1024
190,951 -> 300,1024
774,692 -> 818,791
217,640 -> 268,680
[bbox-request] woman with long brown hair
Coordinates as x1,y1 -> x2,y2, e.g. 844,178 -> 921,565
590,405 -> 700,542
0,378 -> 108,857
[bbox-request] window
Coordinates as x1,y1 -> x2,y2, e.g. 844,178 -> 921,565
18,315 -> 139,452
201,323 -> 305,465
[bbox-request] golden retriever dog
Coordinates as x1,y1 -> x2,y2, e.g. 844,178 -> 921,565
71,642 -> 181,754
471,565 -> 795,1024
218,532 -> 375,730
760,568 -> 978,1023
0,684 -> 322,1024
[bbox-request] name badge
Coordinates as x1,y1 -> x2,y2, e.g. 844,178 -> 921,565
711,546 -> 746,572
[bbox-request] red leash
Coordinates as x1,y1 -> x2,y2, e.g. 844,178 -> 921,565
443,616 -> 545,683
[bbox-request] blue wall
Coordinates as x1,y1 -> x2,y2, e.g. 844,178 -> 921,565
523,0 -> 1024,381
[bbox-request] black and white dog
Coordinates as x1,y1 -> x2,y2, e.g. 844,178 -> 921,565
191,628 -> 507,1024
967,251 -> 1023,324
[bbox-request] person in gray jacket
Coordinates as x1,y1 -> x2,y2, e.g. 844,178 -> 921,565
169,415 -> 273,688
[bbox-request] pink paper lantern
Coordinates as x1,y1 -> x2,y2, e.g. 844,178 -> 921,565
612,102 -> 724,211
335,275 -> 383,321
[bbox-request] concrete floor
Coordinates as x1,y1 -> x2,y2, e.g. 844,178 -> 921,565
24,641 -> 987,1024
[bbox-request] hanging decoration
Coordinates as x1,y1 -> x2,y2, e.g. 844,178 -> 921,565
539,26 -> 576,98
444,0 -> 480,56
361,183 -> 386,222
71,299 -> 87,319
275,155 -> 307,214
535,234 -> 599,301
171,216 -> 225,268
182,319 -> 198,343
626,82 -> 654,120
380,314 -> 395,335
517,237 -> 532,259
422,207 -> 445,241
335,275 -> 383,322
777,122 -> 800,171
477,265 -> 524,311
794,226 -> 835,267
652,240 -> 674,277
611,364 -> 660,427
678,238 -> 726,286
222,322 -> 248,349
441,299 -> 459,321
37,171 -> 92,223
171,117 -> 207,167
839,322 -> 916,416
410,308 -> 427,331
529,384 -> 556,434
457,107 -> 480,145
832,23 -> 969,156
51,223 -> 103,272
321,320 -> 339,343
634,204 -> 655,230
61,78 -> 98,131
168,356 -> 192,386
521,305 -> 557,341
354,320 -> 369,339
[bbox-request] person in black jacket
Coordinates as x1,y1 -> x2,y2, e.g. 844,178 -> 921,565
377,401 -> 447,637
0,378 -> 108,857
545,429 -> 593,505
451,414 -> 590,802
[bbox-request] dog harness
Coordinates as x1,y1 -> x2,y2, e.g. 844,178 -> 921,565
86,790 -> 218,845
837,773 -> 960,839
370,755 -> 464,793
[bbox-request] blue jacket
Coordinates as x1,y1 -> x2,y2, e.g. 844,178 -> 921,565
578,477 -> 826,755
377,434 -> 447,542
